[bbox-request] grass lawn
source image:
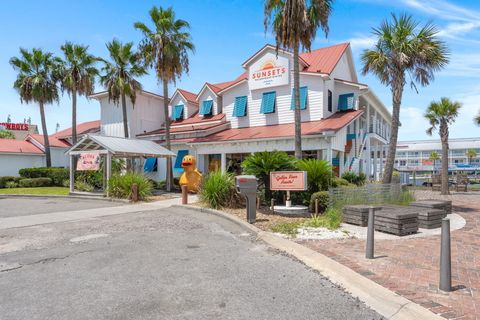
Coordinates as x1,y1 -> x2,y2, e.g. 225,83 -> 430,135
0,187 -> 70,196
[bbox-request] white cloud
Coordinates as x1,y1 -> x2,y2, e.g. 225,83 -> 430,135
398,106 -> 431,140
441,53 -> 480,78
348,36 -> 376,50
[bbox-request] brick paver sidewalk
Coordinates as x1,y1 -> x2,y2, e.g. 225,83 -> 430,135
300,190 -> 480,319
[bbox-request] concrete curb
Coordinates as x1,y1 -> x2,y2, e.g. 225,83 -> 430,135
0,194 -> 130,203
175,205 -> 444,320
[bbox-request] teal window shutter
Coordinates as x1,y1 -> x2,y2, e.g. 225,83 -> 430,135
260,91 -> 276,114
290,86 -> 308,110
233,96 -> 248,117
200,100 -> 213,115
338,93 -> 355,111
143,158 -> 157,173
174,150 -> 189,173
173,105 -> 184,120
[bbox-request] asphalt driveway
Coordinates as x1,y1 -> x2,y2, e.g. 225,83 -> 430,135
0,204 -> 382,320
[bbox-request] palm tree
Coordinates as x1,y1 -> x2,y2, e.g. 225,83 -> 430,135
429,151 -> 440,173
134,6 -> 195,192
60,42 -> 99,145
100,39 -> 147,139
10,48 -> 62,167
264,0 -> 333,160
475,111 -> 480,126
466,149 -> 477,165
362,14 -> 448,184
425,97 -> 461,195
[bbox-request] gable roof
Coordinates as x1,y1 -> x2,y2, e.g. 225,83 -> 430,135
176,89 -> 198,105
89,90 -> 164,100
53,120 -> 101,139
26,134 -> 71,148
241,44 -> 309,68
0,138 -> 43,154
299,43 -> 350,74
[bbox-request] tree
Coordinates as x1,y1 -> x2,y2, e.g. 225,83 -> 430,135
466,149 -> 477,165
0,130 -> 15,139
362,14 -> 448,184
242,150 -> 297,201
425,98 -> 461,195
429,151 -> 440,173
264,0 -> 333,160
135,6 -> 195,192
10,48 -> 62,167
475,111 -> 480,126
60,42 -> 98,145
100,39 -> 147,139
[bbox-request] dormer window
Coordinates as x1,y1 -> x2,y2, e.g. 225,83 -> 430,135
338,93 -> 355,111
260,91 -> 276,114
290,86 -> 308,110
172,104 -> 184,120
200,100 -> 213,116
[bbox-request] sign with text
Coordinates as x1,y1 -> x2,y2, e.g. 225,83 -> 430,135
249,52 -> 289,90
77,152 -> 101,171
270,171 -> 307,191
0,123 -> 29,131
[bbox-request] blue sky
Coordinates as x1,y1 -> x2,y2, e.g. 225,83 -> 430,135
1,0 -> 479,140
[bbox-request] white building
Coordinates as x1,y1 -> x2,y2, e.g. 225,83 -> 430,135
93,43 -> 391,181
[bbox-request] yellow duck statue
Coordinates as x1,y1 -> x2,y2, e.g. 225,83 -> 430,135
179,154 -> 203,193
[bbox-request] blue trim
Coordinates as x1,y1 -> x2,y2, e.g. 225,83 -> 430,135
174,150 -> 189,173
332,157 -> 340,166
347,133 -> 357,141
143,158 -> 157,173
338,93 -> 355,111
200,100 -> 213,115
290,86 -> 308,110
172,105 -> 184,120
260,91 -> 276,114
233,96 -> 248,117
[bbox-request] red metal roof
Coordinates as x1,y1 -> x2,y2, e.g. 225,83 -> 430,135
300,43 -> 349,74
177,89 -> 198,105
27,134 -> 71,148
139,122 -> 226,136
0,138 -> 43,154
191,110 -> 363,143
53,120 -> 101,139
171,112 -> 225,126
209,72 -> 248,93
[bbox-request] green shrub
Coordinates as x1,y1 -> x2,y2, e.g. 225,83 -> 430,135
107,173 -> 153,201
18,177 -> 52,188
199,171 -> 237,209
271,221 -> 302,237
19,167 -> 68,186
297,159 -> 332,192
75,171 -> 103,189
0,130 -> 15,139
310,191 -> 329,213
341,171 -> 366,186
331,177 -> 353,187
0,176 -> 21,188
75,181 -> 94,192
62,179 -> 70,188
5,181 -> 18,188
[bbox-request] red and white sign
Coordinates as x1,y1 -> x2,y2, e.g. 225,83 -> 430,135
77,153 -> 100,171
0,123 -> 29,131
270,171 -> 307,191
249,52 -> 289,90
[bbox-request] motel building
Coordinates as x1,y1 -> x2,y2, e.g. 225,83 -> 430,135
93,43 -> 392,181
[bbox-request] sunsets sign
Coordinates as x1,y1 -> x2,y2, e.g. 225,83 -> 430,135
270,171 -> 307,191
249,52 -> 289,90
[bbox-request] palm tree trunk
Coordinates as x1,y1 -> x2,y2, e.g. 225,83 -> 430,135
163,79 -> 173,192
121,92 -> 129,138
440,121 -> 449,195
293,45 -> 302,159
39,101 -> 51,167
382,73 -> 404,184
72,88 -> 77,145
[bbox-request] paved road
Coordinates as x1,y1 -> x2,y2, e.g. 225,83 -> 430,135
0,197 -> 124,218
0,199 -> 382,320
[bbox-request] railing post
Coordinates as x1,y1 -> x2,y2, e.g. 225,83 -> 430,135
366,206 -> 375,259
440,218 -> 452,292
181,185 -> 188,205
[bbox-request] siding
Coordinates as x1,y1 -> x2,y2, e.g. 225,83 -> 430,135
197,87 -> 220,115
0,154 -> 45,176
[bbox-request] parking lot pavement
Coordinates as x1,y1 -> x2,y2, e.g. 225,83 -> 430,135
0,197 -> 124,218
0,205 -> 382,320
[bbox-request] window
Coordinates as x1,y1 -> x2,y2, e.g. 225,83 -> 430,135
328,90 -> 332,112
174,150 -> 189,173
338,93 -> 355,111
260,91 -> 276,114
143,158 -> 158,172
200,100 -> 213,116
290,86 -> 308,110
400,160 -> 407,166
233,96 -> 248,117
172,105 -> 184,120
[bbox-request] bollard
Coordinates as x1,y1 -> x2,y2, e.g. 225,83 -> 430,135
271,198 -> 275,213
257,196 -> 260,210
315,198 -> 319,215
181,185 -> 188,205
131,183 -> 139,202
366,206 -> 375,259
439,218 -> 452,292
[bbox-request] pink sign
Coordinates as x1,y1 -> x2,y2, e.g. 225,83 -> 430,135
270,171 -> 307,191
77,153 -> 100,171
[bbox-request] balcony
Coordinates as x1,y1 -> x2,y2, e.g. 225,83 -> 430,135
368,120 -> 389,140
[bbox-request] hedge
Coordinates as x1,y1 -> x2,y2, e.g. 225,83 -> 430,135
310,191 -> 330,213
19,167 -> 69,186
0,176 -> 21,188
18,177 -> 53,188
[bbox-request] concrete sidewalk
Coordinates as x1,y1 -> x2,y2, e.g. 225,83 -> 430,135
0,195 -> 197,230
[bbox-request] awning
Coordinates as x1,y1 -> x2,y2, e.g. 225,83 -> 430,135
66,134 -> 176,158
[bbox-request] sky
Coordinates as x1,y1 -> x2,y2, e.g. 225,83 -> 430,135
1,0 -> 479,141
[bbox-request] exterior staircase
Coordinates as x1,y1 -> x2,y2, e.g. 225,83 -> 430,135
348,132 -> 368,172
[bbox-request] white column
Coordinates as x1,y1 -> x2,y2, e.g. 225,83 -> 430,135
69,154 -> 75,193
379,145 -> 384,179
372,142 -> 378,181
106,152 -> 112,197
221,153 -> 227,173
366,139 -> 372,179
339,151 -> 345,175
